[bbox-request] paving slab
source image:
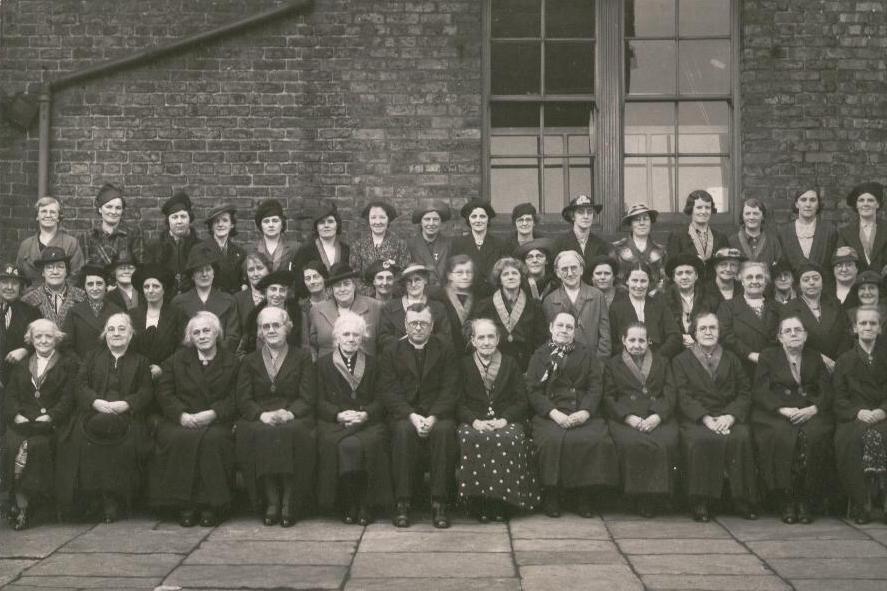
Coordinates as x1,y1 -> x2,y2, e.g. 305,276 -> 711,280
641,574 -> 792,590
0,524 -> 91,559
358,529 -> 510,552
10,575 -> 162,588
350,552 -> 514,578
717,516 -> 867,541
608,520 -> 731,539
0,559 -> 38,587
769,557 -> 887,579
859,527 -> 887,545
165,565 -> 347,589
513,538 -> 624,565
60,525 -> 207,554
792,580 -> 887,591
344,578 -> 522,591
366,519 -> 510,534
509,514 -> 610,539
617,538 -> 748,554
209,517 -> 363,541
629,554 -> 771,576
520,564 -> 643,591
748,539 -> 887,558
25,552 -> 181,578
184,540 -> 355,565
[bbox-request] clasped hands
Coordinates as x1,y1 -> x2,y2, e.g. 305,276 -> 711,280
702,414 -> 735,434
409,413 -> 437,438
472,417 -> 507,432
259,409 -> 295,426
92,399 -> 130,415
14,413 -> 51,424
549,408 -> 590,430
778,405 -> 817,425
857,408 -> 887,425
337,409 -> 369,428
625,413 -> 662,433
180,410 -> 218,429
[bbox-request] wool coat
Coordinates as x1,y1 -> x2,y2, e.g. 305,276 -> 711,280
781,297 -> 852,361
542,283 -> 611,358
717,296 -> 780,376
837,219 -> 887,273
308,296 -> 381,360
451,232 -> 511,297
608,293 -> 682,359
61,300 -> 124,359
553,229 -> 614,286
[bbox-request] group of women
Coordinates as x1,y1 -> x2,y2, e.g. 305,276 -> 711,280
4,180 -> 887,533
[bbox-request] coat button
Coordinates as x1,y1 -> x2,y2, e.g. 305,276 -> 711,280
40,408 -> 46,414
570,387 -> 576,393
630,395 -> 637,401
784,389 -> 791,396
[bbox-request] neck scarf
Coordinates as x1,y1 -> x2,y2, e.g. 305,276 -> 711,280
691,343 -> 722,379
540,340 -> 575,384
446,286 -> 473,324
737,230 -> 767,261
689,225 -> 714,260
621,349 -> 652,385
333,348 -> 365,396
29,351 -> 58,399
493,289 -> 526,341
261,344 -> 288,391
473,350 -> 502,418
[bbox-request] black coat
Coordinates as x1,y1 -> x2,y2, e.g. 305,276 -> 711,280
777,220 -> 838,278
201,237 -> 247,294
377,297 -> 451,354
377,334 -> 460,420
0,300 -> 41,384
781,297 -> 852,361
145,230 -> 201,295
61,300 -> 124,359
428,287 -> 475,356
553,229 -> 613,286
608,293 -> 682,359
129,303 -> 187,366
471,293 -> 547,371
451,233 -> 510,296
526,343 -> 603,417
457,353 -> 529,424
717,296 -> 779,374
602,354 -> 675,421
236,345 -> 315,420
290,239 -> 351,299
662,284 -> 719,336
837,220 -> 887,273
672,347 -> 751,423
665,226 -> 729,280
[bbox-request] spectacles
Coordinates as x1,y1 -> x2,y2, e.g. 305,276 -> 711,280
407,320 -> 431,329
261,322 -> 283,331
781,327 -> 806,335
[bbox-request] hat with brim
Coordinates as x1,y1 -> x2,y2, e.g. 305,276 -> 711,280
83,413 -> 130,445
161,191 -> 193,217
793,262 -> 824,284
301,259 -> 329,280
105,250 -> 137,274
854,270 -> 882,288
588,254 -> 621,276
361,201 -> 398,222
515,236 -> 557,261
327,262 -> 360,286
80,264 -> 109,288
398,263 -> 431,283
772,258 -> 794,278
205,203 -> 237,224
562,194 -> 602,222
665,253 -> 704,279
0,263 -> 28,285
256,270 -> 297,292
185,243 -> 220,272
459,199 -> 496,222
832,246 -> 859,267
254,199 -> 285,228
33,246 -> 71,268
132,263 -> 176,295
710,247 -> 747,267
412,199 -> 452,224
846,181 -> 885,209
363,259 -> 401,284
620,203 -> 659,227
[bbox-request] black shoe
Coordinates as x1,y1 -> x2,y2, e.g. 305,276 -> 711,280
854,509 -> 871,525
491,500 -> 508,522
638,501 -> 656,519
393,501 -> 410,528
12,507 -> 29,531
431,501 -> 450,529
199,509 -> 217,527
781,502 -> 797,525
692,501 -> 710,523
357,505 -> 373,526
179,509 -> 197,528
797,502 -> 813,525
543,491 -> 561,518
576,495 -> 594,519
263,505 -> 280,526
280,505 -> 297,528
342,504 -> 357,525
735,501 -> 758,521
477,498 -> 490,523
102,498 -> 119,524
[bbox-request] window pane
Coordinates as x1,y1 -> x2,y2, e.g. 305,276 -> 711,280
678,101 -> 729,154
491,135 -> 539,156
626,0 -> 675,37
492,158 -> 540,212
545,136 -> 565,156
678,156 -> 730,212
545,102 -> 593,129
568,134 -> 592,155
625,156 -> 675,212
678,40 -> 730,95
543,159 -> 565,212
679,0 -> 730,36
491,42 -> 541,95
491,102 -> 540,128
625,102 -> 675,154
491,0 -> 541,38
546,0 -> 595,38
545,41 -> 594,94
568,157 -> 593,202
626,40 -> 676,95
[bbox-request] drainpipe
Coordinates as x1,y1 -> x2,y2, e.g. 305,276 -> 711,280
37,0 -> 313,194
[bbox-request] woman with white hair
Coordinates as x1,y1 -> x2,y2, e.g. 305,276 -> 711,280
56,313 -> 154,523
315,311 -> 391,525
149,312 -> 239,528
3,319 -> 76,530
236,307 -> 316,527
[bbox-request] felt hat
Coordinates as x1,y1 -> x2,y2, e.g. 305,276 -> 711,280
397,263 -> 431,283
665,253 -> 704,278
620,203 -> 659,227
832,246 -> 859,266
161,191 -> 193,217
363,258 -> 401,284
82,413 -> 130,445
846,181 -> 884,209
0,263 -> 28,285
562,193 -> 602,222
79,264 -> 109,288
184,243 -> 220,272
412,199 -> 452,224
256,270 -> 298,292
511,202 -> 538,222
205,203 -> 237,224
132,263 -> 176,295
515,236 -> 557,261
32,246 -> 71,268
254,199 -> 285,228
327,262 -> 360,286
95,183 -> 124,208
710,247 -> 747,266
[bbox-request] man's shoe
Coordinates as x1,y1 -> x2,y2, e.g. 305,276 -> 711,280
393,501 -> 410,528
431,501 -> 450,529
178,509 -> 197,528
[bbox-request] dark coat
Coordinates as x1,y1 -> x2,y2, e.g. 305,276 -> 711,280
241,300 -> 303,354
290,238 -> 350,299
129,303 -> 187,366
428,287 -> 475,355
526,343 -> 603,418
457,353 -> 529,424
377,334 -> 459,420
406,234 -> 452,288
837,219 -> 887,273
0,300 -> 41,384
542,283 -> 611,358
233,289 -> 259,347
471,292 -> 547,371
602,354 -> 675,422
672,347 -> 751,423
377,297 -> 451,354
451,232 -> 511,296
776,219 -> 838,277
61,300 -> 124,359
608,293 -> 682,359
553,229 -> 613,286
665,226 -> 729,280
782,297 -> 852,361
145,230 -> 201,295
171,288 -> 241,354
201,237 -> 247,294
728,230 -> 783,266
717,296 -> 779,375
236,345 -> 315,420
662,284 -> 719,337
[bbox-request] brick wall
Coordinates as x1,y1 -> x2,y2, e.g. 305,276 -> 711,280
0,0 -> 482,256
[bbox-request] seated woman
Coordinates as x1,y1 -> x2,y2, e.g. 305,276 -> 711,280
609,263 -> 682,360
833,306 -> 887,524
602,322 -> 678,518
316,311 -> 391,525
457,318 -> 538,523
526,312 -> 618,518
236,307 -> 316,527
299,259 -> 329,348
61,264 -> 124,358
150,312 -> 239,528
672,312 -> 758,522
3,319 -> 76,530
430,254 -> 476,355
242,270 -> 302,353
57,313 -> 153,523
753,314 -> 834,525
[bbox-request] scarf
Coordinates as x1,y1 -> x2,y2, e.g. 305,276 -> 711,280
333,348 -> 365,397
736,230 -> 768,261
690,343 -> 722,379
493,289 -> 526,341
688,225 -> 714,261
860,222 -> 876,264
540,340 -> 575,384
446,286 -> 473,324
621,349 -> 652,385
473,351 -> 502,418
261,344 -> 288,392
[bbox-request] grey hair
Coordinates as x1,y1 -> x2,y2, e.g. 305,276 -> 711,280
182,311 -> 224,347
23,318 -> 66,347
332,310 -> 369,343
255,306 -> 293,338
99,312 -> 134,342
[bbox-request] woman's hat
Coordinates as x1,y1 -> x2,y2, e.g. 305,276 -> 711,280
854,270 -> 882,287
832,246 -> 859,266
363,258 -> 401,284
0,263 -> 28,285
665,253 -> 704,278
562,193 -> 602,222
515,236 -> 556,261
846,181 -> 884,209
361,200 -> 398,222
95,183 -> 124,208
459,199 -> 496,222
185,243 -> 220,272
412,199 -> 452,224
793,262 -> 824,283
710,247 -> 747,266
254,199 -> 285,228
79,264 -> 109,287
301,259 -> 329,280
311,199 -> 340,225
256,270 -> 297,292
204,203 -> 237,224
161,191 -> 193,217
327,262 -> 360,286
620,203 -> 659,227
132,263 -> 176,294
397,263 -> 431,283
33,246 -> 71,268
83,413 -> 130,445
588,254 -> 621,276
105,250 -> 137,274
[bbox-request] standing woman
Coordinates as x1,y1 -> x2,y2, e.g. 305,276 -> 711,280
236,307 -> 316,527
728,198 -> 783,264
151,312 -> 239,527
349,201 -> 410,294
309,263 -> 382,360
608,263 -> 682,360
777,188 -> 838,276
663,254 -> 716,350
771,258 -> 797,306
81,183 -> 145,269
3,319 -> 76,530
16,196 -> 84,285
20,246 -> 86,328
672,312 -> 758,521
253,199 -> 298,272
753,315 -> 835,524
506,202 -> 542,254
457,318 -> 539,522
202,204 -> 246,294
665,190 -> 728,280
515,237 -> 556,301
145,192 -> 200,296
57,313 -> 153,522
473,258 -> 548,371
291,200 -> 350,299
588,255 -> 620,308
430,254 -> 476,355
845,271 -> 887,332
451,199 -> 509,297
130,264 -> 186,380
241,270 -> 303,354
612,204 -> 666,293
406,199 -> 453,289
838,182 -> 887,273
602,322 -> 678,518
62,265 -> 124,358
377,264 -> 450,353
233,252 -> 272,351
315,312 -> 391,525
526,312 -> 618,518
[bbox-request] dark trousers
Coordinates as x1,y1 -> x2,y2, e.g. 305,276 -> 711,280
390,418 -> 457,502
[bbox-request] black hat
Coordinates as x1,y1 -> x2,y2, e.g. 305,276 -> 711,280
33,246 -> 71,268
846,181 -> 884,209
133,263 -> 176,295
310,199 -> 340,226
793,262 -> 824,283
256,270 -> 298,292
514,236 -> 556,261
511,202 -> 538,222
0,263 -> 28,285
205,203 -> 237,224
665,253 -> 704,279
710,247 -> 747,267
562,193 -> 602,222
771,258 -> 794,278
832,246 -> 859,267
79,264 -> 109,287
363,258 -> 401,284
82,413 -> 130,445
326,262 -> 360,286
254,199 -> 285,228
185,243 -> 220,272
301,259 -> 329,280
161,191 -> 193,217
459,199 -> 496,222
105,250 -> 137,274
854,270 -> 882,287
361,200 -> 398,222
95,183 -> 124,208
412,199 -> 452,224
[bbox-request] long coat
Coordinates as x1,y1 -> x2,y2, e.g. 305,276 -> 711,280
150,346 -> 239,508
776,219 -> 838,277
717,296 -> 780,376
458,353 -> 529,425
61,300 -> 124,359
602,353 -> 678,495
171,288 -> 241,354
752,346 -> 834,494
21,285 -> 86,328
81,223 -> 145,267
542,283 -> 611,358
837,219 -> 887,273
781,297 -> 852,361
254,237 -> 300,272
672,348 -> 758,503
406,234 -> 452,288
16,229 -> 85,285
290,238 -> 350,298
201,237 -> 247,294
451,232 -> 510,297
129,303 -> 187,367
308,295 -> 382,360
608,293 -> 682,359
377,297 -> 451,354
235,345 -> 316,509
241,300 -> 303,354
553,229 -> 614,286
662,284 -> 719,338
145,230 -> 201,295
0,300 -> 41,385
315,351 -> 392,510
832,343 -> 887,506
525,342 -> 618,488
665,226 -> 729,280
472,292 -> 547,371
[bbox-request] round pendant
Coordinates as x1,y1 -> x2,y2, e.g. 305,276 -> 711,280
270,384 -> 277,394
507,334 -> 514,343
34,390 -> 41,399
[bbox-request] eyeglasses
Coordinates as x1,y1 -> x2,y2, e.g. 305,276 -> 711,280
261,322 -> 283,331
780,327 -> 806,335
407,320 -> 431,329
558,265 -> 581,275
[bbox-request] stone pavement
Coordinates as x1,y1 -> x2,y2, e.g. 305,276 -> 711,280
2,510 -> 887,590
